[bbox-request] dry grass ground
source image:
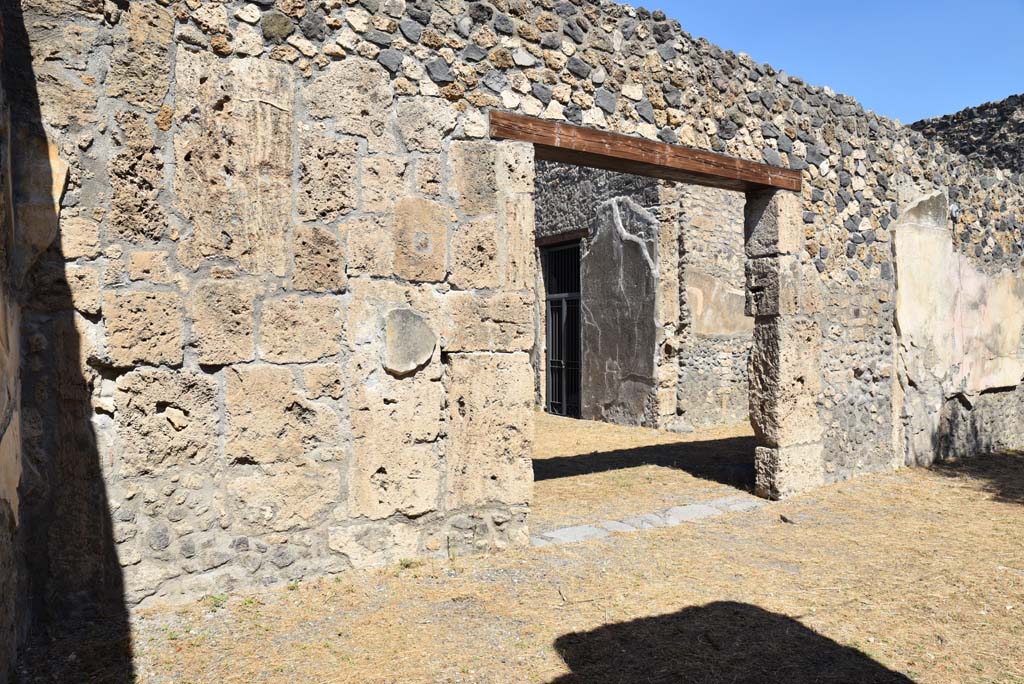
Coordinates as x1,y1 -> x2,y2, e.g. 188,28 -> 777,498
17,418 -> 1024,684
531,412 -> 756,531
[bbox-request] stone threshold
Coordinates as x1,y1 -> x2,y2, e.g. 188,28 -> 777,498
530,494 -> 768,546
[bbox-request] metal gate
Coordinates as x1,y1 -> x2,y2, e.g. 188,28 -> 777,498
541,242 -> 581,418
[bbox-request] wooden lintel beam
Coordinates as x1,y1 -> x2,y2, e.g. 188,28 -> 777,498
488,111 -> 802,193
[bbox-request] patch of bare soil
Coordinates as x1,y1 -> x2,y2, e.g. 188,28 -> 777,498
531,412 -> 756,531
20,448 -> 1024,684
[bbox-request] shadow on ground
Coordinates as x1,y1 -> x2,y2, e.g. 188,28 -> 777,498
533,436 -> 756,490
930,451 -> 1024,505
548,601 -> 914,684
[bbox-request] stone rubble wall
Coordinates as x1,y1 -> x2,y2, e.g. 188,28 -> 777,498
912,94 -> 1024,175
2,0 -> 1022,609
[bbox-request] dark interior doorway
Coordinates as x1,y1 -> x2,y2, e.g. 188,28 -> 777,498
542,242 -> 582,418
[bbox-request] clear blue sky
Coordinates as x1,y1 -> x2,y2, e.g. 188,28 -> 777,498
653,1 -> 1024,123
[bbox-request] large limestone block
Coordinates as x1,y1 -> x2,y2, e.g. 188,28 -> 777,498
449,141 -> 496,215
362,156 -> 409,213
498,192 -> 536,290
106,2 -> 174,112
446,353 -> 533,508
744,189 -> 803,258
346,215 -> 395,278
748,315 -> 823,448
685,270 -> 752,338
174,52 -> 293,275
103,290 -> 183,367
327,521 -> 419,568
349,399 -> 443,520
226,461 -> 340,533
441,291 -> 533,353
383,308 -> 436,376
302,59 -> 395,152
450,215 -> 501,290
260,294 -> 344,363
297,136 -> 359,222
188,280 -> 256,365
115,369 -> 218,477
393,197 -> 449,282
225,365 -> 341,464
293,225 -> 346,293
58,215 -> 100,260
754,443 -> 825,500
109,110 -> 168,243
396,98 -> 459,153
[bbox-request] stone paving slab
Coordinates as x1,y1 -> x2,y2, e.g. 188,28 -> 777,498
533,493 -> 770,546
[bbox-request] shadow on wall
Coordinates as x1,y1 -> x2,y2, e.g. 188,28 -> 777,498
3,1 -> 133,681
532,436 -> 756,491
547,601 -> 914,684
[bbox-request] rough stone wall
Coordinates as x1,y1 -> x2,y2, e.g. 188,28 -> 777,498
670,184 -> 750,430
912,94 -> 1024,174
3,0 -> 1022,608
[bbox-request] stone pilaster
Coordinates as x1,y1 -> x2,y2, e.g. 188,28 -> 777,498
744,189 -> 826,499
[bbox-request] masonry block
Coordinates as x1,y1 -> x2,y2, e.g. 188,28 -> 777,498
744,189 -> 803,258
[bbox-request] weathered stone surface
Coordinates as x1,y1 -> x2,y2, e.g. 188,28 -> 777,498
103,291 -> 183,367
188,280 -> 256,365
446,353 -> 533,508
383,308 -> 436,376
293,225 -> 345,293
58,215 -> 100,260
442,291 -> 532,353
303,364 -> 344,399
396,98 -> 458,152
227,462 -> 340,533
303,59 -> 394,151
328,521 -> 419,568
128,251 -> 174,284
297,136 -> 359,222
115,369 -> 218,477
108,111 -> 167,243
349,431 -> 441,520
345,215 -> 395,277
685,271 -> 752,338
755,444 -> 825,500
362,157 -> 409,213
225,365 -> 341,464
106,2 -> 174,111
748,315 -> 823,448
450,215 -> 501,289
744,189 -> 803,258
745,255 -> 823,317
393,197 -> 448,282
174,52 -> 293,275
260,295 -> 344,363
448,141 -> 496,215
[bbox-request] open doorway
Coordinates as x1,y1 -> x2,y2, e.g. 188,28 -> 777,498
529,159 -> 759,535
